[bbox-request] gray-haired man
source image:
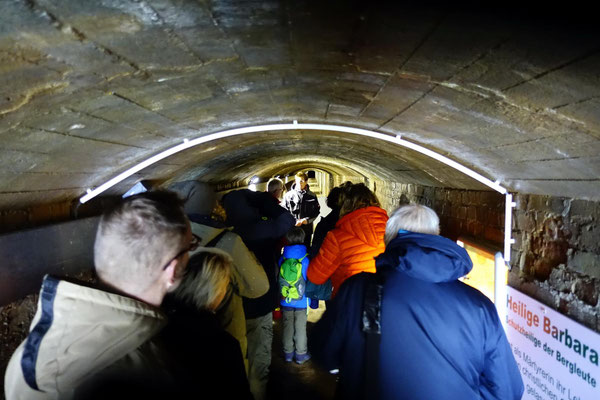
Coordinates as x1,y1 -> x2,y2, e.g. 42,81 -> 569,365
5,191 -> 194,400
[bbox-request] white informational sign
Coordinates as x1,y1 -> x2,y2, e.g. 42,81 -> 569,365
506,288 -> 600,400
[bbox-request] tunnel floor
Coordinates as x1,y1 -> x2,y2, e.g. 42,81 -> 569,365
266,303 -> 337,400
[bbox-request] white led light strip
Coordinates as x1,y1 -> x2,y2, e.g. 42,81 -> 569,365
79,122 -> 514,263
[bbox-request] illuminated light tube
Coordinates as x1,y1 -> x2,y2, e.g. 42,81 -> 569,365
79,122 -> 515,281
80,123 -> 508,204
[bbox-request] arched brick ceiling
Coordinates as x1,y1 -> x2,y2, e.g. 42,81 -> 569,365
1,0 -> 599,211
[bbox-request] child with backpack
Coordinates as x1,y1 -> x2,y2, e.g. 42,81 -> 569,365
278,227 -> 311,364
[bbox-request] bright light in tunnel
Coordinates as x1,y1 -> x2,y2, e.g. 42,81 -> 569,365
78,122 -> 514,266
79,123 -> 508,204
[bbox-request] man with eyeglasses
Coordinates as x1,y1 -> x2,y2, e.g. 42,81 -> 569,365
5,191 -> 193,400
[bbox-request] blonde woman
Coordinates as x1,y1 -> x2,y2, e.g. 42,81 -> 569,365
162,249 -> 252,399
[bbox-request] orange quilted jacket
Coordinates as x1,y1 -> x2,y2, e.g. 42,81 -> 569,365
307,206 -> 388,297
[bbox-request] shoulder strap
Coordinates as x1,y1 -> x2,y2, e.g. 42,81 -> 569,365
362,271 -> 384,400
298,254 -> 308,262
205,229 -> 229,248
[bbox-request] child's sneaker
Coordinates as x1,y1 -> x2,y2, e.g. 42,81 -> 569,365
295,352 -> 311,364
284,352 -> 294,362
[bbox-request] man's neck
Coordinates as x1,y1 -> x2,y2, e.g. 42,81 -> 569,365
98,279 -> 163,307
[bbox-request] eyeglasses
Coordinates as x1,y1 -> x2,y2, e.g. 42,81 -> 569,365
162,233 -> 201,270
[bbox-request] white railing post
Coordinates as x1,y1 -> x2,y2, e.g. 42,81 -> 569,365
494,252 -> 508,330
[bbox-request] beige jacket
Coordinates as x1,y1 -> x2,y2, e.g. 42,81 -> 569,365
190,223 -> 268,369
4,276 -> 166,400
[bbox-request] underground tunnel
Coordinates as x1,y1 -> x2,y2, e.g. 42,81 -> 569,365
1,1 -> 599,399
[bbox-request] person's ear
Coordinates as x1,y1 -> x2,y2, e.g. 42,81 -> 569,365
162,258 -> 178,290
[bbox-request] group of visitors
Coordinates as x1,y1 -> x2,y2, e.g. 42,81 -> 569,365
3,170 -> 524,400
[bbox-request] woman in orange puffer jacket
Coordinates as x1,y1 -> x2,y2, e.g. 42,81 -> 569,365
307,183 -> 388,297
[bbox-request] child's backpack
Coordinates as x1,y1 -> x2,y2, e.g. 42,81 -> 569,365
279,254 -> 307,303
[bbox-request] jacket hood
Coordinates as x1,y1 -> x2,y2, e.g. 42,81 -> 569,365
335,206 -> 388,246
15,276 -> 165,395
283,244 -> 308,259
169,180 -> 216,216
375,232 -> 472,282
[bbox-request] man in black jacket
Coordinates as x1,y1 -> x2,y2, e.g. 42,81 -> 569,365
222,189 -> 295,400
283,171 -> 320,247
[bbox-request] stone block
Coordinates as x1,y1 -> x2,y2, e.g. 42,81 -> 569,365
572,278 -> 599,306
509,249 -> 520,268
448,190 -> 462,204
570,199 -> 600,219
422,186 -> 434,199
515,211 -> 535,231
568,251 -> 600,279
579,224 -> 599,252
527,195 -> 550,213
467,206 -> 477,220
511,232 -> 524,250
461,192 -> 472,205
548,265 -> 574,293
526,196 -> 568,216
484,226 -> 503,244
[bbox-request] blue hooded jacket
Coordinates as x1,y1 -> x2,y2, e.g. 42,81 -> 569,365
310,231 -> 523,400
279,244 -> 310,309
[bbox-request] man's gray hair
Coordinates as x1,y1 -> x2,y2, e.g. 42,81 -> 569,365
384,204 -> 440,245
267,177 -> 284,194
94,191 -> 188,292
171,248 -> 232,311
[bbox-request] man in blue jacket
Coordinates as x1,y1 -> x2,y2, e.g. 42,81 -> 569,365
310,204 -> 523,400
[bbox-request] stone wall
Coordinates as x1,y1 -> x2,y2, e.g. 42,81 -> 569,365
509,194 -> 600,331
377,182 -> 505,244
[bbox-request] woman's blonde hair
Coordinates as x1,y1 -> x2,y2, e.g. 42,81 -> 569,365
339,183 -> 380,217
171,248 -> 232,311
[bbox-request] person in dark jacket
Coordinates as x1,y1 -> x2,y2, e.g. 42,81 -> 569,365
283,171 -> 320,247
310,204 -> 524,400
162,249 -> 253,400
309,185 -> 343,259
222,189 -> 295,400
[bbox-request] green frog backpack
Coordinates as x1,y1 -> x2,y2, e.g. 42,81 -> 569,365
279,254 -> 307,303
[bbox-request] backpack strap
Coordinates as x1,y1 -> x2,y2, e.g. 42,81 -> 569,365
205,229 -> 229,248
362,271 -> 384,400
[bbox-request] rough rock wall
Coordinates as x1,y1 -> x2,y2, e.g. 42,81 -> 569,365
510,194 -> 600,332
